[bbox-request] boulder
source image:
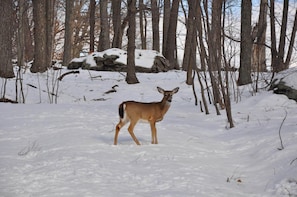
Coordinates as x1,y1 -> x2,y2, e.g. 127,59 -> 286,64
269,67 -> 297,102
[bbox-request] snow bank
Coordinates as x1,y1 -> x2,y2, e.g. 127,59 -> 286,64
0,69 -> 297,196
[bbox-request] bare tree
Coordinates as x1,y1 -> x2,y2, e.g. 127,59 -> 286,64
126,0 -> 139,84
238,0 -> 252,85
98,0 -> 110,52
151,0 -> 160,51
112,0 -> 122,48
162,0 -> 171,55
89,0 -> 96,52
252,0 -> 267,72
270,0 -> 297,72
182,0 -> 199,85
63,0 -> 74,66
0,0 -> 15,78
139,0 -> 147,49
164,0 -> 180,69
31,0 -> 55,73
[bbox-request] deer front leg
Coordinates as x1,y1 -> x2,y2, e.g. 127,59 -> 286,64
150,121 -> 158,144
128,121 -> 141,145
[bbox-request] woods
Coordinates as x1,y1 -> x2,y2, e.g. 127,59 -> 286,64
1,1 -> 296,73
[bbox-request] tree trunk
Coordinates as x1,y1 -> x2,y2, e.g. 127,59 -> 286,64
89,0 -> 96,52
23,3 -> 34,62
98,0 -> 110,52
45,0 -> 55,68
162,0 -> 171,56
151,0 -> 160,52
112,0 -> 122,48
63,0 -> 74,66
285,9 -> 297,67
252,0 -> 267,72
31,0 -> 55,73
238,0 -> 252,85
164,0 -> 180,69
126,0 -> 139,84
139,0 -> 147,49
17,0 -> 25,68
0,0 -> 15,78
182,0 -> 198,72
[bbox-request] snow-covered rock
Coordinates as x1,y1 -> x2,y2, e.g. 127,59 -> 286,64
68,48 -> 171,73
269,67 -> 297,102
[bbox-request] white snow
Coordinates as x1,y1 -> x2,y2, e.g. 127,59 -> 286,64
1,67 -> 297,196
273,67 -> 297,90
75,48 -> 164,69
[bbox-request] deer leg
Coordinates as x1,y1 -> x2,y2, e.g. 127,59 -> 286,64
114,119 -> 128,145
150,121 -> 158,144
127,121 -> 141,145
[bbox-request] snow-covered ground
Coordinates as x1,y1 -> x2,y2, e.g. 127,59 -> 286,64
0,68 -> 297,196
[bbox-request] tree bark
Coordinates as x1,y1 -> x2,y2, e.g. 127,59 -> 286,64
252,0 -> 267,72
285,9 -> 297,67
98,0 -> 110,52
238,0 -> 252,85
89,0 -> 96,52
164,0 -> 180,69
151,0 -> 160,52
126,0 -> 139,84
63,0 -> 74,66
31,0 -> 55,73
0,0 -> 15,78
162,0 -> 171,56
112,0 -> 122,48
139,0 -> 147,49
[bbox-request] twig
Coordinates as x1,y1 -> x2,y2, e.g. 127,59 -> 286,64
290,157 -> 297,165
278,109 -> 287,150
58,70 -> 80,81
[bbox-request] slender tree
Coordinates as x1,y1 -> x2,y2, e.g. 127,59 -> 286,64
270,0 -> 296,72
63,0 -> 74,66
89,0 -> 96,52
151,0 -> 160,51
139,0 -> 147,49
162,0 -> 171,56
183,0 -> 199,85
126,0 -> 139,84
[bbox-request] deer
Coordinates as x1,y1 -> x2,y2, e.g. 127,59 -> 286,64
114,87 -> 179,145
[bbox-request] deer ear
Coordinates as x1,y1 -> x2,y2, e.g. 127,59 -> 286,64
173,87 -> 179,94
157,87 -> 164,94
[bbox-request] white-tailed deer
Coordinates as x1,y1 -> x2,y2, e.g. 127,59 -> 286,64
114,87 -> 179,145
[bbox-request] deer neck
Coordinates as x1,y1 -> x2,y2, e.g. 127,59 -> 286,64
159,97 -> 171,112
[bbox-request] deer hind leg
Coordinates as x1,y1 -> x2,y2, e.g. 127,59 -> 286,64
114,118 -> 128,145
150,121 -> 158,144
127,120 -> 141,145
